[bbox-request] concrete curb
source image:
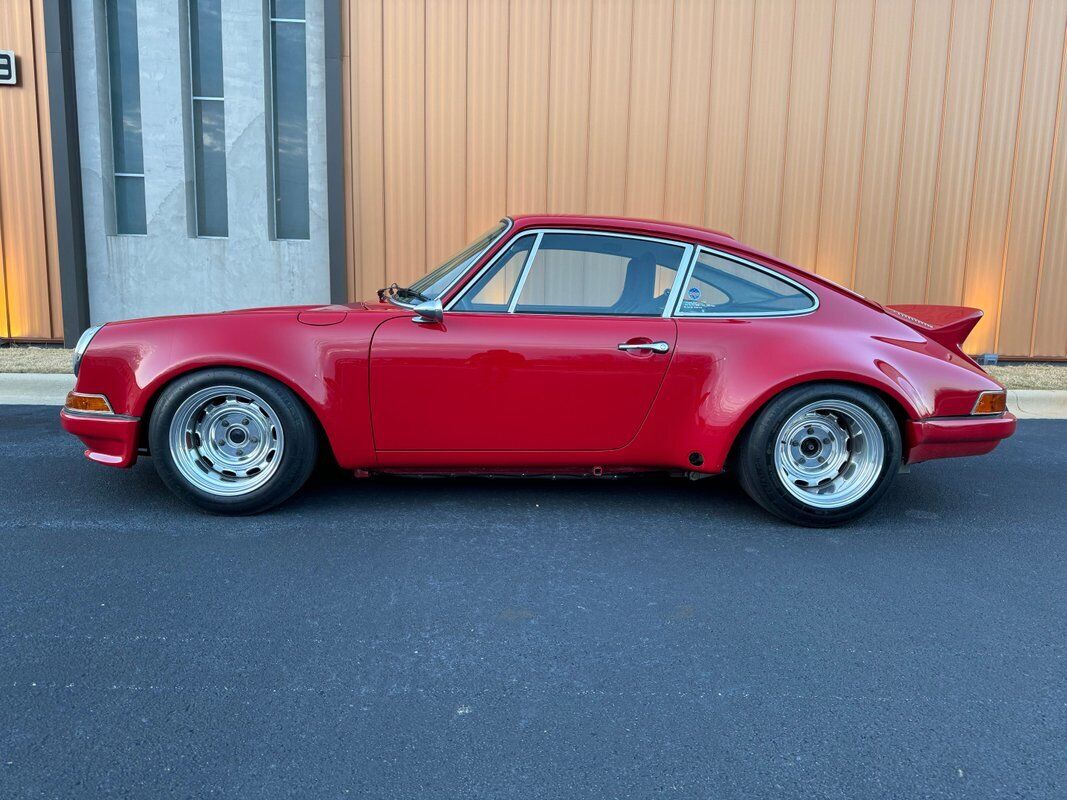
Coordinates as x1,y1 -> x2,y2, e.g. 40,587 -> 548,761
1007,389 -> 1067,420
0,374 -> 75,406
1,373 -> 1066,419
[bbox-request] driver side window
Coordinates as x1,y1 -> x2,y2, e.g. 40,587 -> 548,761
514,233 -> 685,316
451,235 -> 536,312
452,231 -> 687,316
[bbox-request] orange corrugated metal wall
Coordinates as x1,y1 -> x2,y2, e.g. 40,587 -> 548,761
0,0 -> 62,341
342,0 -> 1067,357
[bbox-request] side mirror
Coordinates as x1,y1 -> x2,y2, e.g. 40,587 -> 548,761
411,298 -> 444,324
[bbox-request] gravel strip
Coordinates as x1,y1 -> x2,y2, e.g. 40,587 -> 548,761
0,346 -> 73,374
987,363 -> 1067,390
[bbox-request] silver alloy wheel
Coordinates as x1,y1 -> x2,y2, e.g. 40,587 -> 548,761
773,399 -> 885,509
167,385 -> 285,497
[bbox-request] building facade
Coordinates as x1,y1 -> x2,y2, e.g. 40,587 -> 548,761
1,0 -> 1066,358
71,0 -> 332,323
0,0 -> 63,342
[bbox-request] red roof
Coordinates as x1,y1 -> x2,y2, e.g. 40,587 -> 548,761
503,213 -> 874,307
507,214 -> 736,249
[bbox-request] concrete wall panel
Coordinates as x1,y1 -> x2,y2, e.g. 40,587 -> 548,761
71,0 -> 330,326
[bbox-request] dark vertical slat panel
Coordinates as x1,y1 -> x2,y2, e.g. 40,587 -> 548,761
44,0 -> 88,343
325,0 -> 348,303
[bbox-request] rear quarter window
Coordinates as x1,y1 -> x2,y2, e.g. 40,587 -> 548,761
677,250 -> 816,317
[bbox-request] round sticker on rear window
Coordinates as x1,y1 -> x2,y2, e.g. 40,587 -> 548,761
687,286 -> 701,302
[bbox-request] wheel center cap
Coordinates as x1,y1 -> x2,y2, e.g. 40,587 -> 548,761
800,437 -> 820,456
227,427 -> 247,445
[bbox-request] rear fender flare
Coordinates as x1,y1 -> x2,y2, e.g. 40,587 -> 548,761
717,371 -> 921,471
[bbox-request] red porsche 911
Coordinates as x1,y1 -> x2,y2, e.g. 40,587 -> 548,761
61,215 -> 1015,526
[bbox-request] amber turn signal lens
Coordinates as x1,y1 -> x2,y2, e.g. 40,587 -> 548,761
65,392 -> 113,414
972,390 -> 1007,415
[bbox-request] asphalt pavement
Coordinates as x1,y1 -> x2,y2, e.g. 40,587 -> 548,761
1,405 -> 1065,799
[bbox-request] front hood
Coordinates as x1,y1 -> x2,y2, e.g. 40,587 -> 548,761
221,303 -> 360,316
101,302 -> 377,328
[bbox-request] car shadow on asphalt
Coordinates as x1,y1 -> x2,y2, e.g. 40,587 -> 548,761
276,461 -> 949,537
16,399 -> 1030,539
49,453 -> 973,536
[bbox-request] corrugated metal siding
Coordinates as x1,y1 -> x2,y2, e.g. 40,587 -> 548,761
342,0 -> 1067,357
0,0 -> 61,341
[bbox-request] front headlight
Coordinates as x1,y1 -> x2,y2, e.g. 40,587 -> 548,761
72,325 -> 103,377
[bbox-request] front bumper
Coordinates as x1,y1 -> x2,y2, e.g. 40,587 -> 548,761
60,409 -> 141,468
905,413 -> 1017,464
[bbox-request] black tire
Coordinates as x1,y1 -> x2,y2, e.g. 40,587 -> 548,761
148,368 -> 318,514
735,383 -> 902,527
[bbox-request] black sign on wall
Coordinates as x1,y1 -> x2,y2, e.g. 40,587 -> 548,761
0,51 -> 17,86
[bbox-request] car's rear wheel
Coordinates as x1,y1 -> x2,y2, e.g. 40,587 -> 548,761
736,383 -> 901,527
148,368 -> 317,514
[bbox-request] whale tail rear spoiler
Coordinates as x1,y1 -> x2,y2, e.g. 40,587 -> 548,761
886,304 -> 984,355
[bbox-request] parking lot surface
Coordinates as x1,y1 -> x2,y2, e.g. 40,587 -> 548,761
1,406 -> 1065,799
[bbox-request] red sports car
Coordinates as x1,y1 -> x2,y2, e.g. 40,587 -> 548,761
62,215 -> 1015,526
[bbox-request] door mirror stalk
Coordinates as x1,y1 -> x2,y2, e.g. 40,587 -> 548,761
412,299 -> 444,324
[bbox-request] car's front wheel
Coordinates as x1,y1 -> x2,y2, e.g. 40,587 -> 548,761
736,383 -> 901,527
148,368 -> 318,514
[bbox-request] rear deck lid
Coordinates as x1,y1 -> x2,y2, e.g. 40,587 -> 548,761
886,304 -> 983,352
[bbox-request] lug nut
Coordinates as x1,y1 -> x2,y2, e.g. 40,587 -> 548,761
822,437 -> 831,444
242,418 -> 250,425
221,420 -> 230,427
790,440 -> 799,447
236,449 -> 244,456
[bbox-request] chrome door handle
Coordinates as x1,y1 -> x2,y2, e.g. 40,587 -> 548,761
618,341 -> 670,354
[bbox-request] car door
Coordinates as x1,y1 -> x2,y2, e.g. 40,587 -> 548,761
369,230 -> 693,455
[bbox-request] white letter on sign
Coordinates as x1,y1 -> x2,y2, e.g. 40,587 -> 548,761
0,51 -> 17,86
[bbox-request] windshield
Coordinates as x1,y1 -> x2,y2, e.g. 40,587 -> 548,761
408,220 -> 510,299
